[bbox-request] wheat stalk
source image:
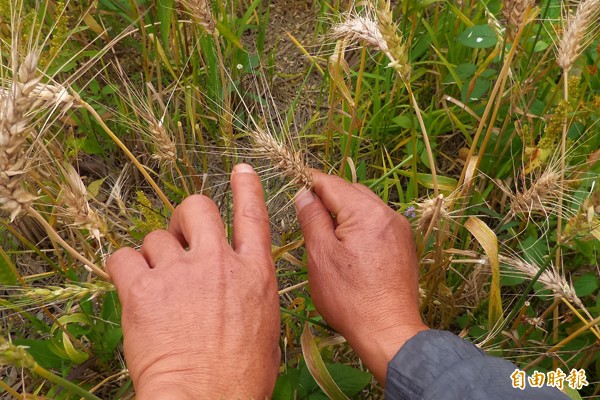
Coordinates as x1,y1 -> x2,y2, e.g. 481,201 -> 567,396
331,2 -> 439,195
555,0 -> 600,276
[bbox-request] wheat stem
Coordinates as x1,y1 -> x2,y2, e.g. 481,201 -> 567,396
561,297 -> 600,340
524,314 -> 600,370
77,100 -> 174,212
26,207 -> 109,281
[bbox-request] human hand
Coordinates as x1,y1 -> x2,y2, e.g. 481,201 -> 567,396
107,164 -> 280,400
295,171 -> 428,384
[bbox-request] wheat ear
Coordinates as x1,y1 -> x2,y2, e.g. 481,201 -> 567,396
555,0 -> 599,274
502,0 -> 534,39
180,0 -> 217,35
556,0 -> 600,72
331,2 -> 439,195
1,51 -> 74,222
252,128 -> 313,189
510,169 -> 562,216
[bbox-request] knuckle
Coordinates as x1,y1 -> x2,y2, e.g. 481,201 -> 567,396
142,229 -> 170,247
178,194 -> 217,215
106,247 -> 137,273
300,207 -> 326,229
239,202 -> 268,224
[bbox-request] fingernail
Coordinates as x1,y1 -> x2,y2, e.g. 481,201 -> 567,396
294,188 -> 315,213
233,163 -> 255,174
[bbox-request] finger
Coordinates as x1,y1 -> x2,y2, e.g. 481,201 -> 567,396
140,229 -> 184,268
311,170 -> 362,223
353,183 -> 383,202
107,247 -> 148,293
295,188 -> 338,245
168,194 -> 227,250
230,164 -> 271,259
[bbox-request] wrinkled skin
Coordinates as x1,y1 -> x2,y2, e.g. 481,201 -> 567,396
107,164 -> 280,399
295,170 -> 428,383
108,165 -> 427,398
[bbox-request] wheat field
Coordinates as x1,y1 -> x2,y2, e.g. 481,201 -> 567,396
0,0 -> 599,398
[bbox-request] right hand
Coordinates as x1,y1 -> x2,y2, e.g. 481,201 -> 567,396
295,170 -> 428,384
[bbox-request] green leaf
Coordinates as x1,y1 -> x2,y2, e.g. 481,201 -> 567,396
272,369 -> 301,400
392,114 -> 414,129
215,20 -> 244,50
563,385 -> 584,400
458,25 -> 498,48
326,363 -> 372,397
12,339 -> 65,370
157,0 -> 174,46
0,248 -> 18,285
573,273 -> 599,297
416,173 -> 458,194
61,331 -> 89,364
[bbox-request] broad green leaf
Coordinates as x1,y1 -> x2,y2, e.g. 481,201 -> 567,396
326,363 -> 372,397
416,173 -> 457,194
458,25 -> 498,48
392,114 -> 414,129
573,273 -> 599,297
13,339 -> 64,370
272,369 -> 301,400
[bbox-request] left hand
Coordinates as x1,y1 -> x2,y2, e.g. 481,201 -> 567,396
107,164 -> 280,399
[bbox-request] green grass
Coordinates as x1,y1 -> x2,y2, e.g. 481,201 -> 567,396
0,0 -> 599,398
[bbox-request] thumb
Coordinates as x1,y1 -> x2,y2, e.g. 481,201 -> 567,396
295,189 -> 337,246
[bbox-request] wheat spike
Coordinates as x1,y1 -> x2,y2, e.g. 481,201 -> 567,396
180,0 -> 216,35
251,128 -> 313,189
1,51 -> 75,221
0,336 -> 37,370
332,15 -> 389,52
23,281 -> 114,303
499,255 -> 583,308
149,119 -> 177,168
510,170 -> 562,216
417,195 -> 449,233
59,164 -> 107,240
331,2 -> 410,80
556,0 -> 600,71
502,0 -> 534,39
374,0 -> 410,79
1,52 -> 42,221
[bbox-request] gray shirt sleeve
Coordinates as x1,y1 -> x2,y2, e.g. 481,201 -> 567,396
385,330 -> 569,400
